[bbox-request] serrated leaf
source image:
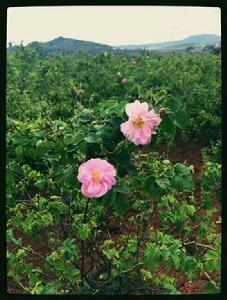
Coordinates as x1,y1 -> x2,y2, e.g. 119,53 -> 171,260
15,145 -> 23,156
174,110 -> 188,129
155,177 -> 171,190
160,115 -> 176,137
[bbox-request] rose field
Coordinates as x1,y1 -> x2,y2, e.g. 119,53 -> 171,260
6,46 -> 221,295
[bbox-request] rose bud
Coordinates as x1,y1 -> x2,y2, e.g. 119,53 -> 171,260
159,108 -> 166,118
70,87 -> 81,97
70,87 -> 77,95
122,78 -> 128,84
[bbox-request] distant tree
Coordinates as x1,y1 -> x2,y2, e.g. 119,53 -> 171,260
186,46 -> 194,52
203,45 -> 215,52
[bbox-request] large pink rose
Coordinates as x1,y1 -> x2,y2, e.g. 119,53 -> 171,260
77,158 -> 116,198
120,100 -> 161,145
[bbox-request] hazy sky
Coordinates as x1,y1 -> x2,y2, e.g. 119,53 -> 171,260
7,6 -> 221,46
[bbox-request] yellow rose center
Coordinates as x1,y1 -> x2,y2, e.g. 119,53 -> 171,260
91,171 -> 102,183
132,117 -> 144,129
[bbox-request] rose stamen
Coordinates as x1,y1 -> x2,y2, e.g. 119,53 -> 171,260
132,117 -> 144,129
91,171 -> 102,183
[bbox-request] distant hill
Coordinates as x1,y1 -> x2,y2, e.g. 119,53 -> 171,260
30,36 -> 113,55
8,36 -> 114,56
118,34 -> 221,50
7,34 -> 221,56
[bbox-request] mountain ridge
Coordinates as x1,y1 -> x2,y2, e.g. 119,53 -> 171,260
28,36 -> 113,54
118,34 -> 221,50
7,34 -> 221,55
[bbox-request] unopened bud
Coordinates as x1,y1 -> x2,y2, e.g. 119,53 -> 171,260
70,87 -> 81,97
122,78 -> 128,84
159,108 -> 166,118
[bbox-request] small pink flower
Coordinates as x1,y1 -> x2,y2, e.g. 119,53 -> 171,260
120,100 -> 161,145
122,78 -> 128,84
77,158 -> 116,198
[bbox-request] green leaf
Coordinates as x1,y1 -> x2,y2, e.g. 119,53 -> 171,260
115,101 -> 128,117
48,201 -> 67,217
174,163 -> 190,175
182,256 -> 197,273
99,99 -> 118,111
16,249 -> 26,258
15,145 -> 23,157
113,193 -> 130,216
147,133 -> 158,148
78,224 -> 91,240
35,178 -> 46,189
171,254 -> 181,269
72,131 -> 86,145
114,184 -> 130,194
143,243 -> 160,272
142,177 -> 163,200
204,282 -> 220,294
164,98 -> 180,111
204,249 -> 221,272
163,282 -> 180,294
62,238 -> 78,261
84,133 -> 100,143
155,177 -> 171,191
63,165 -> 75,188
171,176 -> 184,190
174,110 -> 188,129
160,114 -> 176,137
187,205 -> 196,216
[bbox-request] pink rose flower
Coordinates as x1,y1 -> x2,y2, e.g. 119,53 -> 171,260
120,100 -> 161,145
122,78 -> 128,84
77,158 -> 116,198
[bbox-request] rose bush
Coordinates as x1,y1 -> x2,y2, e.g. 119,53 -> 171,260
6,46 -> 221,295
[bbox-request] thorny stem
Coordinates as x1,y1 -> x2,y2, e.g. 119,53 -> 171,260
81,197 -> 91,288
136,198 -> 155,259
184,241 -> 216,251
136,215 -> 140,264
119,233 -> 131,255
203,271 -> 219,288
92,263 -> 143,295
